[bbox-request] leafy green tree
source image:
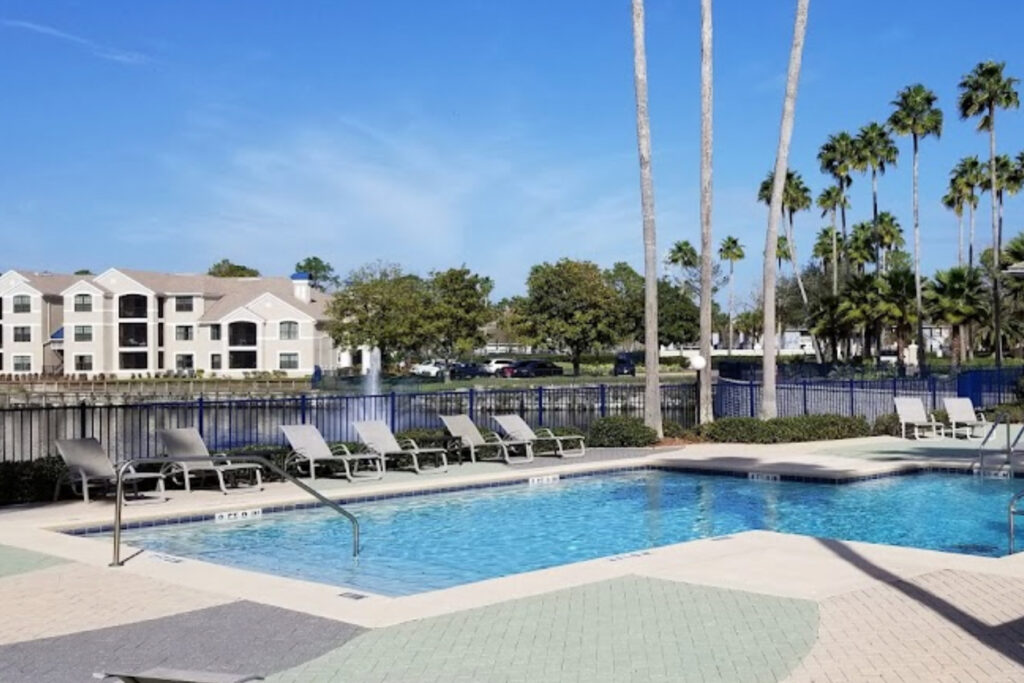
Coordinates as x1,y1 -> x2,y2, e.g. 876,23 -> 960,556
208,259 -> 260,277
718,236 -> 745,354
426,267 -> 493,372
878,267 -> 919,373
657,278 -> 699,348
604,262 -> 645,343
925,266 -> 986,368
889,83 -> 942,370
516,259 -> 620,376
959,60 -> 1020,367
295,256 -> 340,292
74,269 -> 93,275
327,262 -> 430,364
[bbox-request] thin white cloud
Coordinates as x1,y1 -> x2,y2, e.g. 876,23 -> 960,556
2,19 -> 149,65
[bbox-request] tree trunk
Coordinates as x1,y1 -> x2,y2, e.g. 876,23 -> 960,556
830,207 -> 838,296
952,324 -> 961,371
957,211 -> 964,267
698,0 -> 714,425
572,352 -> 581,377
912,134 -> 926,373
872,169 -> 880,272
786,211 -> 809,305
761,0 -> 809,419
968,201 -> 976,269
630,0 -> 662,436
727,261 -> 734,355
989,108 -> 1002,368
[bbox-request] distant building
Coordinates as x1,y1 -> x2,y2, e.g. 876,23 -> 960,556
0,268 -> 342,378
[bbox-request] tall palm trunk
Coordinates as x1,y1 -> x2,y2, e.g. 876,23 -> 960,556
957,211 -> 964,266
872,170 -> 880,271
968,202 -> 976,268
786,211 -> 809,303
988,104 -> 1002,368
912,134 -> 926,372
698,0 -> 714,425
762,0 -> 809,419
630,0 -> 662,436
727,261 -> 734,355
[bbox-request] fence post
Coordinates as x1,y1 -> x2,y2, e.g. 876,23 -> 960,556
468,387 -> 476,421
78,401 -> 88,438
197,396 -> 204,437
599,384 -> 607,418
802,380 -> 808,416
389,392 -> 397,432
748,381 -> 755,418
300,394 -> 308,424
537,386 -> 544,426
849,378 -> 855,417
929,375 -> 937,411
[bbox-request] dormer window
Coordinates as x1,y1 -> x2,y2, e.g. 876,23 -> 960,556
280,321 -> 299,340
175,296 -> 194,313
73,293 -> 92,312
13,295 -> 30,313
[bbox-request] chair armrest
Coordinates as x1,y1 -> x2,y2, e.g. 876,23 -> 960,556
535,427 -> 556,439
483,432 -> 505,444
399,437 -> 419,451
977,412 -> 988,422
329,443 -> 353,456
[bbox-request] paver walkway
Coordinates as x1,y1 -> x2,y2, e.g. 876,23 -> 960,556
0,543 -> 67,578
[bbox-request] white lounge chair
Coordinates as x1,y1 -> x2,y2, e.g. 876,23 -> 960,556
353,421 -> 448,474
54,438 -> 166,504
157,428 -> 263,494
280,424 -> 384,481
439,414 -> 534,464
492,414 -> 586,457
893,397 -> 945,439
943,397 -> 989,440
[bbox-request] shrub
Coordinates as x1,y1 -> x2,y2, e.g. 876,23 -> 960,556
983,403 -> 1024,423
872,413 -> 900,436
662,420 -> 690,438
701,415 -> 871,444
587,416 -> 658,447
0,457 -> 68,505
396,428 -> 448,448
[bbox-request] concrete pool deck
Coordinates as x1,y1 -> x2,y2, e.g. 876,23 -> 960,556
2,438 -> 1024,680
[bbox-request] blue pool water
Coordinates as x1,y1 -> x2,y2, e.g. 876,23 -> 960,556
109,470 -> 1020,596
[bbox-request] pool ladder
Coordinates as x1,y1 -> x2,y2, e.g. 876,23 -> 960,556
972,414 -> 1024,478
1009,490 -> 1024,554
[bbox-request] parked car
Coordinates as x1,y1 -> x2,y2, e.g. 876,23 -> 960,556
483,358 -> 516,376
410,360 -> 446,378
612,353 -> 636,376
503,360 -> 565,378
449,362 -> 486,380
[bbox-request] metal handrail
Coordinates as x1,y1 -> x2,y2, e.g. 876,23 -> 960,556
110,455 -> 359,566
1008,489 -> 1024,554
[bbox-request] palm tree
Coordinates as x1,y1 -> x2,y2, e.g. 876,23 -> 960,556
630,0 -> 661,436
698,0 -> 714,425
847,222 -> 877,274
878,266 -> 918,374
718,236 -> 744,355
809,294 -> 847,362
758,169 -> 811,303
942,183 -> 966,266
761,0 -> 809,419
818,132 -> 858,247
666,239 -> 698,270
958,60 -> 1020,368
925,266 -> 986,369
839,273 -> 883,358
812,227 -> 834,269
888,83 -> 942,373
952,156 -> 984,268
854,122 -> 899,271
816,185 -> 847,295
776,234 -> 791,270
875,211 -> 904,270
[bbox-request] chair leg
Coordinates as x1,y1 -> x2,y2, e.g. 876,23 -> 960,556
81,473 -> 90,504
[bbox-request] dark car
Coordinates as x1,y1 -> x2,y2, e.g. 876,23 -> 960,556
612,353 -> 636,376
449,362 -> 485,380
504,360 -> 565,378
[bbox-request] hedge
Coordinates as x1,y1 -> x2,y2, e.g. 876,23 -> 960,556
587,416 -> 658,447
700,415 -> 871,444
0,457 -> 68,506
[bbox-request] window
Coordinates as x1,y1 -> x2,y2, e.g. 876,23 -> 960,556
13,327 -> 30,343
228,322 -> 257,346
175,296 -> 194,313
279,321 -> 299,340
73,325 -> 92,342
119,352 -> 147,370
175,325 -> 194,341
118,294 -> 147,319
228,350 -> 257,369
13,355 -> 30,372
13,295 -> 30,313
210,324 -> 221,341
210,353 -> 222,370
157,352 -> 164,370
73,294 -> 92,312
74,355 -> 93,372
279,352 -> 299,370
158,324 -> 164,346
176,354 -> 194,371
157,297 -> 165,318
118,323 -> 147,347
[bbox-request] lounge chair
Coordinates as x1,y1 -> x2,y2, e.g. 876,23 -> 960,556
157,428 -> 263,494
439,414 -> 534,464
54,438 -> 166,504
96,668 -> 263,682
353,421 -> 448,474
943,397 -> 989,439
492,414 -> 586,457
893,397 -> 945,439
280,424 -> 384,481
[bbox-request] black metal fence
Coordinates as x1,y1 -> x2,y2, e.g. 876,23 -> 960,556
0,383 -> 698,463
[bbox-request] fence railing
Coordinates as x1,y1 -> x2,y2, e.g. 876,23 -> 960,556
0,383 -> 698,463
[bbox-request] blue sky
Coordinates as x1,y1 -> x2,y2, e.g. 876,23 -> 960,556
2,1 -> 1023,305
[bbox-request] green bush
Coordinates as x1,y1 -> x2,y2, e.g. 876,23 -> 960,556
701,415 -> 871,444
0,457 -> 67,505
396,429 -> 449,448
587,416 -> 658,447
983,403 -> 1024,423
872,413 -> 900,436
662,420 -> 691,438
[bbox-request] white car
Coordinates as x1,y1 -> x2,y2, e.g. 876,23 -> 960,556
483,358 -> 516,376
410,360 -> 445,378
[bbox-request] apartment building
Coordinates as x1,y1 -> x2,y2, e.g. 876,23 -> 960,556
0,268 -> 341,378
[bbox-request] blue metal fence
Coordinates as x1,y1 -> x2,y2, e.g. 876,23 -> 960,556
0,383 -> 698,463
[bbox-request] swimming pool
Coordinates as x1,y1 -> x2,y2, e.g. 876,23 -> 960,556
104,470 -> 1020,596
